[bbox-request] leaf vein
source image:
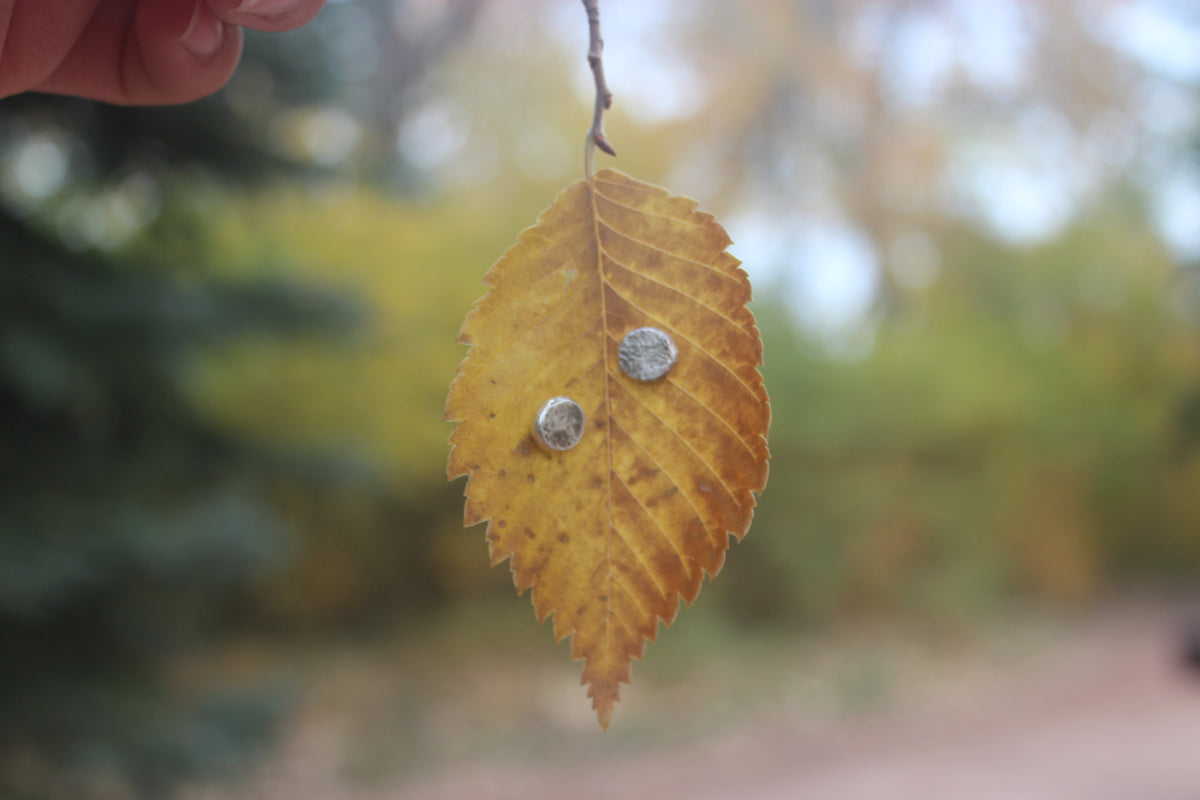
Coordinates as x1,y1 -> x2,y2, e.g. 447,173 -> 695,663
611,379 -> 742,515
593,190 -> 712,231
609,571 -> 650,636
604,255 -> 752,342
608,415 -> 718,550
503,437 -> 608,530
477,316 -> 602,424
462,271 -> 599,381
595,217 -> 733,279
665,374 -> 764,460
605,283 -> 763,402
602,333 -> 760,460
611,469 -> 692,579
485,226 -> 597,308
579,572 -> 638,643
607,497 -> 672,603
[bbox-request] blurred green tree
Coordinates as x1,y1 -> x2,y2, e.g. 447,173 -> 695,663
0,4 -> 479,797
0,196 -> 350,800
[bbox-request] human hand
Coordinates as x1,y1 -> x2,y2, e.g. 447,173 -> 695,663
0,0 -> 325,105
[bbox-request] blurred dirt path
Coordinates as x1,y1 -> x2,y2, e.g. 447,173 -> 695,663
192,603 -> 1200,800
398,609 -> 1200,800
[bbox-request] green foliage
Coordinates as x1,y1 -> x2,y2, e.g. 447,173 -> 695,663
0,22 -> 374,796
191,187 -> 493,489
0,209 -> 352,798
719,213 -> 1200,626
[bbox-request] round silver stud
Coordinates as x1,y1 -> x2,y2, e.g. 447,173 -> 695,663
533,396 -> 586,451
618,327 -> 678,382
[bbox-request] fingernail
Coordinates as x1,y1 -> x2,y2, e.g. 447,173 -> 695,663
180,3 -> 224,60
235,0 -> 302,17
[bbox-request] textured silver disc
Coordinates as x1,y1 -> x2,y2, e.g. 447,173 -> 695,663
618,327 -> 678,382
533,396 -> 586,451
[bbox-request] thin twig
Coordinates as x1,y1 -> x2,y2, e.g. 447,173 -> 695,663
582,0 -> 615,179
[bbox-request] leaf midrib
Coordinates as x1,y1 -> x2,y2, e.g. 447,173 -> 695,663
588,176 -> 615,677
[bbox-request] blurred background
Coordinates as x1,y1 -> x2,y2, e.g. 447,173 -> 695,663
2,1 -> 1199,798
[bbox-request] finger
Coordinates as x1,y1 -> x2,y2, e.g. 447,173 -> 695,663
28,0 -> 243,105
206,0 -> 325,34
0,0 -> 100,99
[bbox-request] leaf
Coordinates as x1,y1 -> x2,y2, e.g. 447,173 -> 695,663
445,169 -> 769,727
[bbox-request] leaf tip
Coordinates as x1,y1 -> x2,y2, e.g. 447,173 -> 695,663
595,699 -> 615,730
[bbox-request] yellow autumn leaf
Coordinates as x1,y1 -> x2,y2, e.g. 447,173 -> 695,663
445,168 -> 769,727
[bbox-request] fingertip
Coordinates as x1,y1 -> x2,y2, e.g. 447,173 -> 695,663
124,0 -> 243,105
208,0 -> 325,33
179,1 -> 229,61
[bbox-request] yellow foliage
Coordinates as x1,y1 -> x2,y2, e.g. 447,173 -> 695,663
1012,474 -> 1098,604
445,170 -> 770,726
193,187 -> 504,491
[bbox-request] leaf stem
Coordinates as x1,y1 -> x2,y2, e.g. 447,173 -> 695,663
583,0 -> 615,180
